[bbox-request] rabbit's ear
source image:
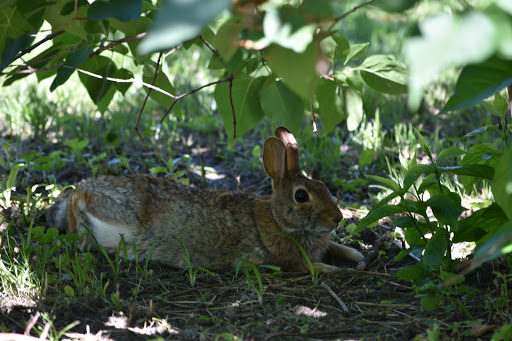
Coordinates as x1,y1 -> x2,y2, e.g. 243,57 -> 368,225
263,137 -> 287,182
275,127 -> 301,173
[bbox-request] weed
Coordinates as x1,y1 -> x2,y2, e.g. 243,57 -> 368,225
235,256 -> 265,304
356,92 -> 512,310
264,232 -> 319,284
174,236 -> 213,287
33,312 -> 80,341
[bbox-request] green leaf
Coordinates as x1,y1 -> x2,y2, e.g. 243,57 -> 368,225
396,263 -> 430,283
211,18 -> 242,62
142,63 -> 182,118
88,0 -> 142,22
417,174 -> 439,194
492,91 -> 509,118
266,43 -> 319,100
64,285 -> 75,297
255,8 -> 315,53
344,86 -> 363,131
441,56 -> 512,113
394,248 -> 411,262
1,35 -> 34,72
315,78 -> 346,133
359,149 -> 375,170
138,0 -> 231,54
359,55 -> 408,95
260,79 -> 303,135
113,68 -> 133,94
471,221 -> 512,270
492,147 -> 512,219
454,203 -> 507,243
6,163 -> 25,190
65,138 -> 89,154
333,34 -> 350,62
78,55 -> 117,105
461,143 -> 502,192
403,223 -> 428,247
344,43 -> 368,65
214,74 -> 266,144
402,164 -> 429,193
426,193 -> 464,230
44,0 -> 88,39
421,294 -> 442,311
372,191 -> 399,209
413,127 -> 432,160
436,165 -> 495,180
50,46 -> 93,91
366,175 -> 401,194
356,204 -> 406,233
437,147 -> 466,161
405,12 -> 498,110
423,230 -> 448,267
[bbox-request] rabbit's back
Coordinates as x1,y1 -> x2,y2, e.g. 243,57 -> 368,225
62,174 -> 271,269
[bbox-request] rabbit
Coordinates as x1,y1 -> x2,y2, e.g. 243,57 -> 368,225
46,127 -> 363,272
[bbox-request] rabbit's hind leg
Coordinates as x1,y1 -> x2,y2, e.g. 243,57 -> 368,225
66,191 -> 136,253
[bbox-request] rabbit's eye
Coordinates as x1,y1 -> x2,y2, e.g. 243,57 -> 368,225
294,189 -> 309,203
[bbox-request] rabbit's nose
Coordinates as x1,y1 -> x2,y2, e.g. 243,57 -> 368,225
332,212 -> 343,226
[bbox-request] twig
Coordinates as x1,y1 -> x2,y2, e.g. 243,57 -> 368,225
392,240 -> 420,262
327,0 -> 378,32
90,32 -> 147,58
356,301 -> 412,308
346,269 -> 394,277
24,312 -> 40,335
0,334 -> 45,341
12,30 -> 64,63
200,35 -> 219,56
164,43 -> 184,58
321,282 -> 349,314
159,75 -> 234,124
8,38 -> 85,71
310,101 -> 317,132
134,53 -> 163,150
63,65 -> 177,98
40,320 -> 51,340
229,73 -> 236,138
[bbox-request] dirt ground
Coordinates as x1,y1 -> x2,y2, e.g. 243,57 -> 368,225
1,132 -> 509,340
1,220 -> 508,341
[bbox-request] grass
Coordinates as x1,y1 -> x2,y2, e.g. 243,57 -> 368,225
0,2 -> 508,339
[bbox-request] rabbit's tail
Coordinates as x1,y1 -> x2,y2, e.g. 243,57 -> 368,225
46,190 -> 71,232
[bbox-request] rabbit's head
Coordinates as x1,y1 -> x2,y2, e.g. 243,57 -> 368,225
263,127 -> 343,236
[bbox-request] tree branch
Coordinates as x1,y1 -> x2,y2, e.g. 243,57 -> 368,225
159,75 -> 234,124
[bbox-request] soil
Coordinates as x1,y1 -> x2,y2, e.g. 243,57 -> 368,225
0,220 -> 508,341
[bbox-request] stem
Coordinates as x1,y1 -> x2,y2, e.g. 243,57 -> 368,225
401,196 -> 430,246
506,85 -> 512,148
327,0 -> 378,32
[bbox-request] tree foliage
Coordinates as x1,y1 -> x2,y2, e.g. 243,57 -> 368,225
0,0 -> 414,144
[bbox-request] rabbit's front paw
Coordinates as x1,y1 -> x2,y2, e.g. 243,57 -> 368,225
328,241 -> 363,262
313,262 -> 341,273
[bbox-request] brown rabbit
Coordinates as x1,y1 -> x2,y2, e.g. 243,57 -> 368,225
46,127 -> 363,272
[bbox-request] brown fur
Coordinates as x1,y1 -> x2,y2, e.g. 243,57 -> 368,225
46,127 -> 363,272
